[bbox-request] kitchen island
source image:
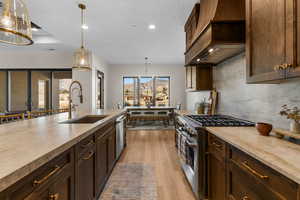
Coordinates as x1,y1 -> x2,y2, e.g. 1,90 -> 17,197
0,109 -> 126,199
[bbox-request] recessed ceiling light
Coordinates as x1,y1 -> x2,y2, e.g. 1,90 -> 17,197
197,58 -> 201,62
208,48 -> 214,53
32,27 -> 39,32
148,24 -> 156,30
81,24 -> 88,30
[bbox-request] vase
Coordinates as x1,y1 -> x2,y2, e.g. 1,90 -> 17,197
290,120 -> 300,134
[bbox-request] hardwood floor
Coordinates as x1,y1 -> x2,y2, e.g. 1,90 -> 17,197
118,129 -> 196,200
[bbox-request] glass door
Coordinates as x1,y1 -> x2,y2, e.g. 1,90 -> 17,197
139,77 -> 153,106
9,71 -> 28,112
31,71 -> 51,111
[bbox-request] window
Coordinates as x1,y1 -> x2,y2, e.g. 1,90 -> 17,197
155,77 -> 170,106
123,76 -> 170,106
58,79 -> 72,109
38,80 -> 46,109
0,69 -> 72,113
123,77 -> 139,106
32,71 -> 51,110
139,77 -> 153,106
52,71 -> 72,110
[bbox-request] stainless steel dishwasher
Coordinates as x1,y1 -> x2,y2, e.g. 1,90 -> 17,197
116,115 -> 126,159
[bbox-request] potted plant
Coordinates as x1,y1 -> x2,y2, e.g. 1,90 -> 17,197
280,105 -> 300,134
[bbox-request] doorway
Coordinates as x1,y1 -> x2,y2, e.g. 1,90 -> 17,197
97,71 -> 104,109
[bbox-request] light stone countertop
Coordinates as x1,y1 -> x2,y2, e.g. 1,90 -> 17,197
207,127 -> 300,184
175,110 -> 300,184
0,109 -> 125,192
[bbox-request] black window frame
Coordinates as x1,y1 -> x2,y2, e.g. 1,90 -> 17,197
0,68 -> 72,113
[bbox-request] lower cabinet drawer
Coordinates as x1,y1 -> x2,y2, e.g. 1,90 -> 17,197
228,146 -> 299,200
228,160 -> 280,200
4,149 -> 74,200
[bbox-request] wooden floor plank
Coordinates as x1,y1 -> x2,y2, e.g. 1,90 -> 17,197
118,129 -> 196,200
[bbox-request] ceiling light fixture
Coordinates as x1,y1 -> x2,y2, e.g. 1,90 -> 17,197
208,48 -> 214,53
31,27 -> 38,32
197,58 -> 201,62
81,24 -> 88,30
0,0 -> 33,45
148,24 -> 156,30
73,3 -> 92,71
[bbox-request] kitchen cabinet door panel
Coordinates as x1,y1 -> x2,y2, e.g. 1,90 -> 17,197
108,129 -> 116,172
76,148 -> 95,200
246,0 -> 300,82
208,154 -> 226,200
95,135 -> 109,196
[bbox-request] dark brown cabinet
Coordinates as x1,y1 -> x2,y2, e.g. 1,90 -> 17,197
2,149 -> 75,200
208,134 -> 226,200
108,129 -> 116,172
227,146 -> 299,200
185,65 -> 213,91
246,0 -> 300,83
95,133 -> 109,196
76,148 -> 95,200
95,123 -> 117,197
0,117 -> 122,200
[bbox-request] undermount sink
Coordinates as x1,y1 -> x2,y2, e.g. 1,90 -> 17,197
61,115 -> 108,124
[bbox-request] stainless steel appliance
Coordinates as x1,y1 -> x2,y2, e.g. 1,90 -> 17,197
116,115 -> 126,159
175,115 -> 254,200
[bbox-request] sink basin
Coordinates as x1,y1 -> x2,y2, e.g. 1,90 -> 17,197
61,115 -> 108,124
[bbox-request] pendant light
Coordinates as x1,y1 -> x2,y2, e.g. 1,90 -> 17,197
73,4 -> 92,71
0,0 -> 33,45
144,57 -> 149,75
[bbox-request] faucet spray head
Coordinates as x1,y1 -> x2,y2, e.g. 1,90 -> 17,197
79,95 -> 83,104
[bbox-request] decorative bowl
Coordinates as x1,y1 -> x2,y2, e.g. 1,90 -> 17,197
256,122 -> 273,136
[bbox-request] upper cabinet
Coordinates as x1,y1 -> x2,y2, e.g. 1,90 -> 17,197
185,0 -> 245,66
186,65 -> 213,91
246,0 -> 300,83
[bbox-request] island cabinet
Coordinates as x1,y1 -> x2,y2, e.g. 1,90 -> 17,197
246,0 -> 300,83
95,121 -> 116,197
1,149 -> 75,200
0,117 -> 121,200
75,135 -> 96,200
185,65 -> 213,91
207,134 -> 226,200
227,146 -> 299,200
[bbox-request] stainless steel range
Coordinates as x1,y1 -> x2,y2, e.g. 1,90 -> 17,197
175,115 -> 254,200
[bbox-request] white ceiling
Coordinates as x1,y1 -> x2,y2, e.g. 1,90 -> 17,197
3,0 -> 198,64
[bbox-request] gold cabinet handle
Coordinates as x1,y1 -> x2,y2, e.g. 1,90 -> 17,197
81,140 -> 94,148
212,141 -> 222,149
33,165 -> 61,186
83,151 -> 94,160
242,195 -> 250,200
49,193 -> 59,200
242,161 -> 269,180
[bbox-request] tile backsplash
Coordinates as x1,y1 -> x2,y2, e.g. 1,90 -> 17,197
186,53 -> 300,129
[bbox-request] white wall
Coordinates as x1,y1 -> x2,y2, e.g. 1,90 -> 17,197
106,64 -> 186,109
0,50 -> 109,112
186,53 -> 300,129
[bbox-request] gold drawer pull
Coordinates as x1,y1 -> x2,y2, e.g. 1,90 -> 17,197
49,193 -> 59,200
83,151 -> 94,160
33,165 -> 60,186
242,195 -> 250,200
81,140 -> 94,148
242,161 -> 269,180
212,141 -> 222,149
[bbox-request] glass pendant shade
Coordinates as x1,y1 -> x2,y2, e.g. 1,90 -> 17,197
73,46 -> 93,71
0,0 -> 33,45
72,4 -> 92,71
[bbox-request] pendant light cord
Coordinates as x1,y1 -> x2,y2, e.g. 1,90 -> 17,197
81,7 -> 84,48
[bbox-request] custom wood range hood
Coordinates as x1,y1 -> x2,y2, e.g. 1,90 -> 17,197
185,0 -> 245,66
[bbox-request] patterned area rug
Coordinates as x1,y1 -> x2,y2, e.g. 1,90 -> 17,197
99,163 -> 158,200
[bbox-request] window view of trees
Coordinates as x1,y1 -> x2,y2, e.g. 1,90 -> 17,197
123,76 -> 170,106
